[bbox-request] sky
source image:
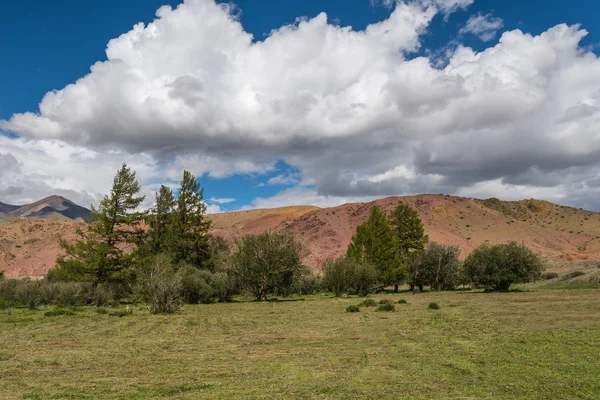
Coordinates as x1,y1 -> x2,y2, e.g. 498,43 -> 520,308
1,0 -> 600,213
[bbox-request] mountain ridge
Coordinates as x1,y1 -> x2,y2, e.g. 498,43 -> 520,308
0,195 -> 90,221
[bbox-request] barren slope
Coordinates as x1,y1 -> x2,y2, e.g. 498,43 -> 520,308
5,195 -> 91,220
2,195 -> 600,278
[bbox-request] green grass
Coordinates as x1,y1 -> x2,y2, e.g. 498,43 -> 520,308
1,289 -> 600,399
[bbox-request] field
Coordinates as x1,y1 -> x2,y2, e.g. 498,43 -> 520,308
1,289 -> 600,400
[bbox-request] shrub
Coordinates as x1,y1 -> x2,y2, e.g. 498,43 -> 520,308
563,270 -> 586,280
358,299 -> 378,307
209,271 -> 236,302
230,232 -> 306,301
542,272 -> 559,280
324,257 -> 378,297
408,242 -> 462,291
90,283 -> 114,306
346,305 -> 360,313
177,266 -> 215,304
376,303 -> 395,312
135,255 -> 182,314
397,299 -> 408,304
463,242 -> 543,291
14,280 -> 43,309
428,302 -> 440,310
54,282 -> 90,307
293,273 -> 323,295
379,299 -> 393,305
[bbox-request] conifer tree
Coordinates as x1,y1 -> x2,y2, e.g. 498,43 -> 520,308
142,185 -> 175,255
388,203 -> 428,292
347,206 -> 398,287
54,164 -> 145,283
168,170 -> 212,267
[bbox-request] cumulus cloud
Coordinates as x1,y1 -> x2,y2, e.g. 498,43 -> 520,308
459,12 -> 504,41
2,0 -> 600,210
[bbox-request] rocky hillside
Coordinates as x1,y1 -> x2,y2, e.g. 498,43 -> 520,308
2,195 -> 600,278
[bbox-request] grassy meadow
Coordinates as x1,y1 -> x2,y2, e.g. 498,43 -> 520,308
1,289 -> 600,400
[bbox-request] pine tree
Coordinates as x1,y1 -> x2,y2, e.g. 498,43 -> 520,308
168,170 -> 212,267
142,185 -> 176,256
388,203 -> 428,292
54,164 -> 145,283
347,206 -> 398,287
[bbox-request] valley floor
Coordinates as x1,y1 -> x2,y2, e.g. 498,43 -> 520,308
1,289 -> 600,399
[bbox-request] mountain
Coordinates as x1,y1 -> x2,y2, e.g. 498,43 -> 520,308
2,194 -> 600,278
0,195 -> 91,221
0,201 -> 21,214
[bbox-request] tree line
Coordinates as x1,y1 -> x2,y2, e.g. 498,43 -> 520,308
0,164 -> 544,313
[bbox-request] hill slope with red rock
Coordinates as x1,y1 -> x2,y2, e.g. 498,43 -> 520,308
2,195 -> 600,278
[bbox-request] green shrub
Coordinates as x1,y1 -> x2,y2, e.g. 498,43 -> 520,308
346,305 -> 360,313
293,273 -> 323,295
376,303 -> 395,312
463,242 -> 543,291
563,270 -> 586,280
14,280 -> 43,309
358,299 -> 378,307
397,299 -> 408,304
54,282 -> 90,307
177,266 -> 215,304
324,257 -> 378,297
379,299 -> 393,305
408,242 -> 462,291
428,302 -> 440,310
542,272 -> 559,280
135,255 -> 182,314
90,283 -> 114,306
209,271 -> 236,302
0,297 -> 16,309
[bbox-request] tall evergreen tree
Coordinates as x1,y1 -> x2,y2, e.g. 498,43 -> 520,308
168,170 -> 212,267
388,203 -> 428,292
347,206 -> 398,287
142,185 -> 176,256
54,164 -> 145,283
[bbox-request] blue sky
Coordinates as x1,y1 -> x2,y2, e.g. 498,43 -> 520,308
2,0 -> 600,211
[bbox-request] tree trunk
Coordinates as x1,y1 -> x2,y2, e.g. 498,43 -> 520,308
393,284 -> 399,293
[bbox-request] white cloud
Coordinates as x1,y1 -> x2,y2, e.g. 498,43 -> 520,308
2,0 -> 600,211
460,12 -> 504,41
209,196 -> 235,204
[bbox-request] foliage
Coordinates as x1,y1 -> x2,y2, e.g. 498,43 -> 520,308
542,272 -> 559,280
54,164 -> 145,284
397,299 -> 407,304
428,302 -> 440,310
142,185 -> 176,256
346,305 -> 360,313
376,303 -> 395,312
177,266 -> 215,304
347,206 -> 399,287
323,257 -> 378,297
358,299 -> 378,307
563,270 -> 586,280
134,255 -> 182,314
292,273 -> 324,295
408,242 -> 462,291
463,242 -> 544,291
167,171 -> 212,268
229,232 -> 305,301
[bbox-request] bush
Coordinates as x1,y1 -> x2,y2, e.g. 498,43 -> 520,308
563,270 -> 586,280
54,282 -> 90,306
346,305 -> 360,313
358,299 -> 378,307
542,272 -> 559,280
376,303 -> 395,312
379,299 -> 393,305
463,242 -> 543,291
177,266 -> 215,304
324,257 -> 378,297
209,271 -> 236,302
397,299 -> 408,304
14,280 -> 43,309
135,255 -> 182,314
230,232 -> 306,301
428,302 -> 440,310
293,273 -> 323,295
408,242 -> 462,291
90,283 -> 115,306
